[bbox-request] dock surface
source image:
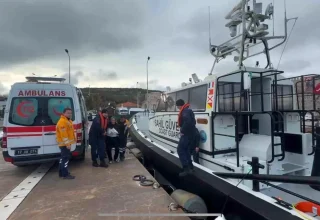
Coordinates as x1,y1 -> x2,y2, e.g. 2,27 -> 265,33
0,147 -> 186,220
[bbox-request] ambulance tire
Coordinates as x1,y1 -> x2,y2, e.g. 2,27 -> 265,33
79,150 -> 85,161
74,148 -> 86,161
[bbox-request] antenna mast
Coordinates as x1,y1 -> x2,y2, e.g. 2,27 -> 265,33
208,0 -> 297,74
208,6 -> 211,46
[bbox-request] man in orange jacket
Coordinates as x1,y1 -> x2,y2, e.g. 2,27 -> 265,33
56,108 -> 76,179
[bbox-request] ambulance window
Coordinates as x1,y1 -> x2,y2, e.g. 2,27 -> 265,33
47,98 -> 74,124
9,98 -> 38,126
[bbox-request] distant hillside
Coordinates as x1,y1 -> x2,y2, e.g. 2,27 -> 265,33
80,87 -> 162,110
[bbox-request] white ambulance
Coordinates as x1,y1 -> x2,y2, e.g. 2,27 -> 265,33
1,76 -> 89,166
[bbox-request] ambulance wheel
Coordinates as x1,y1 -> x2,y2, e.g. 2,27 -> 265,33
79,151 -> 85,161
76,148 -> 86,161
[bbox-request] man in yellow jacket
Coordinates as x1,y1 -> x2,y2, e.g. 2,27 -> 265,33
56,108 -> 76,179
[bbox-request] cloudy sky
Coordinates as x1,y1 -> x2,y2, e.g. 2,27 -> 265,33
0,0 -> 319,94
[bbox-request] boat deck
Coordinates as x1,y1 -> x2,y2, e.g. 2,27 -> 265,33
0,145 -> 186,220
133,113 -> 320,219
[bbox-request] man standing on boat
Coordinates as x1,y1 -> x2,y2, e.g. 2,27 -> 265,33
176,99 -> 196,177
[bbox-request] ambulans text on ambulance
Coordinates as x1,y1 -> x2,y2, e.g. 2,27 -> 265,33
18,90 -> 66,97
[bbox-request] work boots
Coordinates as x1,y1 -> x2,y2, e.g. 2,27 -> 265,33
179,166 -> 194,177
92,161 -> 99,167
100,160 -> 109,168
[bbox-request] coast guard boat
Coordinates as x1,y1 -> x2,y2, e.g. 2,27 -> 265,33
130,0 -> 320,219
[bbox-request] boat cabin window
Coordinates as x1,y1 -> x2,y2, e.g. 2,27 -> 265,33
189,85 -> 207,111
176,90 -> 189,104
218,82 -> 247,112
166,93 -> 176,112
158,84 -> 208,112
272,85 -> 293,111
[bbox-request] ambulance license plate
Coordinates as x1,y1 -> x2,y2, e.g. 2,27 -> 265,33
15,149 -> 38,156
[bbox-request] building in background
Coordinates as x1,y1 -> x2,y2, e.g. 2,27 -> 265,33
116,102 -> 137,109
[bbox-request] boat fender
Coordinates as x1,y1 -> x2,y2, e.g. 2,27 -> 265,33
170,189 -> 207,219
126,142 -> 136,149
130,148 -> 142,158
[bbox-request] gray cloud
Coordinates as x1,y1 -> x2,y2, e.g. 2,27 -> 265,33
97,70 -> 118,80
61,70 -> 84,85
0,0 -> 147,69
0,82 -> 8,95
82,69 -> 118,82
138,79 -> 166,91
279,60 -> 311,73
0,0 -> 319,91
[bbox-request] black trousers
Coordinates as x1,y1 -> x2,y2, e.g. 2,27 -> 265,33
106,136 -> 120,161
59,146 -> 71,177
177,135 -> 193,169
191,150 -> 200,164
119,136 -> 127,159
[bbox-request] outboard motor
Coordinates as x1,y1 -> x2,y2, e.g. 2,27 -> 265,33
311,126 -> 320,191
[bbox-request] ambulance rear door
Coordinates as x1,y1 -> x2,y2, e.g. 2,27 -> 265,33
6,84 -> 45,157
41,84 -> 77,154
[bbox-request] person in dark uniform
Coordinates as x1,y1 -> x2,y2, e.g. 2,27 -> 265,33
176,99 -> 196,177
118,116 -> 129,161
190,128 -> 200,164
89,109 -> 108,168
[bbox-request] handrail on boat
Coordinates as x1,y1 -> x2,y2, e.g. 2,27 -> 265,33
274,109 -> 318,156
212,110 -> 285,166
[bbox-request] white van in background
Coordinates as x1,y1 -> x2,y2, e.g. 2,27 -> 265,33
128,108 -> 144,117
1,76 -> 89,166
116,107 -> 128,115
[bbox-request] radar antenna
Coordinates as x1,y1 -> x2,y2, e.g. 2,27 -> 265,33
209,0 -> 298,74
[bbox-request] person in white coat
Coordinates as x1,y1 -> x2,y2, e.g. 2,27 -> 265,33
106,117 -> 120,163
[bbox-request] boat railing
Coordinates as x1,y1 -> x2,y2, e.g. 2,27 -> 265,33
212,110 -> 285,167
273,74 -> 320,155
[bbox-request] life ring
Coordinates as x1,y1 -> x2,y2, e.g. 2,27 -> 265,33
294,201 -> 320,216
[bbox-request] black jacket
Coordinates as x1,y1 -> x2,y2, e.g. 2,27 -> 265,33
117,120 -> 129,138
180,107 -> 196,136
89,116 -> 106,141
193,128 -> 200,149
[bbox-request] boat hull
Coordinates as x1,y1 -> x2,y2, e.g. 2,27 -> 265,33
129,121 -> 302,220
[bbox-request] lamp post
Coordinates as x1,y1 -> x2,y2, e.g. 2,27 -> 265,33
65,49 -> 70,83
136,82 -> 139,107
146,56 -> 150,115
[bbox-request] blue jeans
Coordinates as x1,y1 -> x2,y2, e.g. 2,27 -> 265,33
177,135 -> 193,168
59,146 -> 71,177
